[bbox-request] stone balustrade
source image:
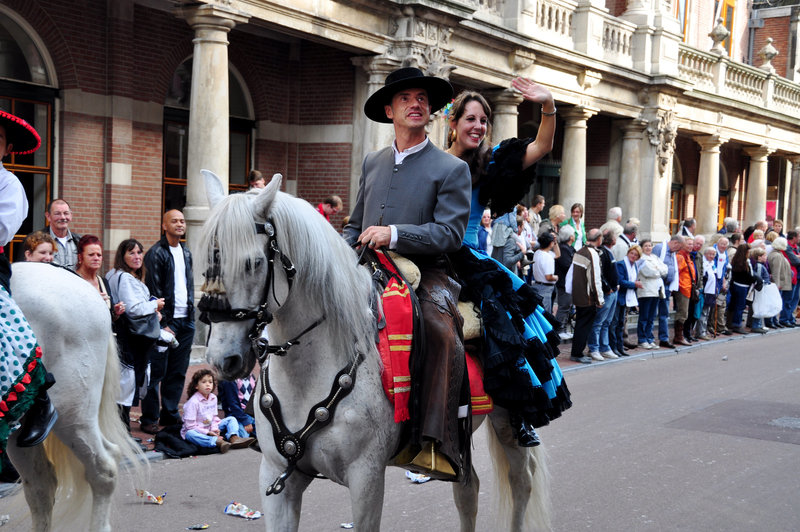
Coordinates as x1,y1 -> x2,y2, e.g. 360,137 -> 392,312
678,43 -> 800,113
773,78 -> 800,116
677,47 -> 717,90
534,0 -> 575,40
601,17 -> 635,68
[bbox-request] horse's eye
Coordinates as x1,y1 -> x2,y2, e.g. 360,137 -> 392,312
245,258 -> 263,272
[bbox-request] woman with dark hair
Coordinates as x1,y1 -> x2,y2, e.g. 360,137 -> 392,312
728,242 -> 758,334
444,81 -> 571,447
106,239 -> 164,430
76,234 -> 125,318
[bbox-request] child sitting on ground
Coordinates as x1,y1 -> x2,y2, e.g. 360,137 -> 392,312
180,369 -> 255,453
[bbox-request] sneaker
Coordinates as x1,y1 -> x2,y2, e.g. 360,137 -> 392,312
647,342 -> 659,349
558,332 -> 574,341
589,351 -> 604,361
600,350 -> 618,359
698,334 -> 713,341
570,355 -> 592,364
637,342 -> 651,349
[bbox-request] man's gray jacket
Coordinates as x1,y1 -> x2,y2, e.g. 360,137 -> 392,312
343,141 -> 471,255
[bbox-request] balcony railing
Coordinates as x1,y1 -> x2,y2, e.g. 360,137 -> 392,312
678,43 -> 800,114
461,0 -> 800,119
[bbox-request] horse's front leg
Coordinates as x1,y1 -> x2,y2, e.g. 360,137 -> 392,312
259,455 -> 313,532
6,437 -> 56,532
345,460 -> 387,531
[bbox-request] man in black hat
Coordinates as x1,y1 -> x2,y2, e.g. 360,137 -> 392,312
0,110 -> 59,459
344,67 -> 471,481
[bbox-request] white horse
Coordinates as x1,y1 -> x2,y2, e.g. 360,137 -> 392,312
6,262 -> 145,532
197,171 -> 551,531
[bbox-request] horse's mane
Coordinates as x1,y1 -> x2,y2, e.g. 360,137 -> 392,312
196,190 -> 376,359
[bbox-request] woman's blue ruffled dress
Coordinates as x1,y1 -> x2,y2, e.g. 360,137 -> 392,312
452,139 -> 571,427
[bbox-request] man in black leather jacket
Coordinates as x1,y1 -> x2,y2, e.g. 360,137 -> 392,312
140,210 -> 194,433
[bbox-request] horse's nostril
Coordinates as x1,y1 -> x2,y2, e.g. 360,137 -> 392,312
222,353 -> 243,375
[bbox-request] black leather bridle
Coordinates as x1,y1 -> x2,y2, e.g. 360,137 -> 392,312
199,220 -> 304,360
198,218 -> 362,496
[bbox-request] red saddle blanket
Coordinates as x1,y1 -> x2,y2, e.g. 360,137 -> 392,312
375,253 -> 492,422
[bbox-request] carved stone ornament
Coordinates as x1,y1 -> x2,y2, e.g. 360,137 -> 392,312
646,111 -> 678,177
509,48 -> 536,72
758,37 -> 779,73
578,69 -> 603,92
709,17 -> 730,55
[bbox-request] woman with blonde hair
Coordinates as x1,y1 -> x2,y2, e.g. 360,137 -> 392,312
538,204 -> 566,237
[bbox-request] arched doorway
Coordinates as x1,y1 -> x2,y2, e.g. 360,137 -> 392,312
0,7 -> 58,261
162,58 -> 255,212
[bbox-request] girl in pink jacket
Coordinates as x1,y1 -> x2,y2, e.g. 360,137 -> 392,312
180,369 -> 254,453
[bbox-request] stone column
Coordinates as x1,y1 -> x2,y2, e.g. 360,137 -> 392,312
618,119 -> 648,222
694,134 -> 727,235
350,56 -> 399,208
487,89 -> 524,144
743,146 -> 774,226
788,156 -> 800,229
559,106 -> 598,212
179,4 -> 249,247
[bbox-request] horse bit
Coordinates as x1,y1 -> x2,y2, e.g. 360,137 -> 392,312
197,219 -> 362,496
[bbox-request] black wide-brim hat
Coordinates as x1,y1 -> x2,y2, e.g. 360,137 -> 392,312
0,110 -> 41,155
364,67 -> 453,124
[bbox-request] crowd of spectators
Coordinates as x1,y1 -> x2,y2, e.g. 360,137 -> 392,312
491,203 -> 800,365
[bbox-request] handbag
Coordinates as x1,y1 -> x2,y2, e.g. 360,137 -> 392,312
752,283 -> 782,318
114,275 -> 160,341
120,312 -> 160,340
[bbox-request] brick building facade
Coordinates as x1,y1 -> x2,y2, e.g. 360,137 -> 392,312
3,0 -> 800,263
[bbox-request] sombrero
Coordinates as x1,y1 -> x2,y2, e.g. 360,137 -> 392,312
0,110 -> 41,155
364,67 -> 453,124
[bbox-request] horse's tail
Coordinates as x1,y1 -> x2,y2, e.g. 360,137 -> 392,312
96,331 -> 149,482
42,333 -> 149,525
487,420 -> 552,531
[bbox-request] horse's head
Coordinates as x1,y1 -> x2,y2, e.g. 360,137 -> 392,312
197,170 -> 288,379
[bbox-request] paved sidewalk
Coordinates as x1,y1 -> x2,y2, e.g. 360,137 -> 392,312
557,324 -> 796,371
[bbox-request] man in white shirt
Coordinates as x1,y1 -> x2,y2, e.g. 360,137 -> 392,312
141,209 -> 195,434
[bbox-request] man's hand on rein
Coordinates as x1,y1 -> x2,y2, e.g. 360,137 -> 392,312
358,226 -> 391,249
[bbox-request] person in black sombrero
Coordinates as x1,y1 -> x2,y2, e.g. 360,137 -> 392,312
344,67 -> 472,481
0,109 -> 58,463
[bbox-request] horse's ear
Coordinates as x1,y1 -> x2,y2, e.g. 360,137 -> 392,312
201,169 -> 226,208
253,173 -> 282,218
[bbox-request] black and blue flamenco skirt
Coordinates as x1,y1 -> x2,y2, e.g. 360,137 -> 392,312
451,246 -> 571,428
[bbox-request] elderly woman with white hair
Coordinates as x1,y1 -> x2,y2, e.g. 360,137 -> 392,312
769,237 -> 793,328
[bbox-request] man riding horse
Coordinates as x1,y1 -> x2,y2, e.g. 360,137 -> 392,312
343,67 -> 472,481
0,110 -> 58,465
